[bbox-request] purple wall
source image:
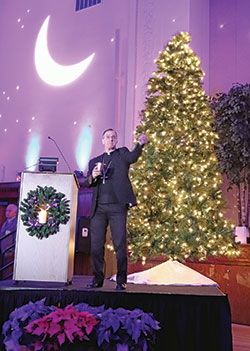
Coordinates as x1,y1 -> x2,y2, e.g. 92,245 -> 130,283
0,0 -> 131,180
210,0 -> 250,95
190,0 -> 210,92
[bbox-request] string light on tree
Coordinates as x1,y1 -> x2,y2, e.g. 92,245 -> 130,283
127,32 -> 239,263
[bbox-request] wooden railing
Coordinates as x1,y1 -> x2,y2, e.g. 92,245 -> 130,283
0,230 -> 16,280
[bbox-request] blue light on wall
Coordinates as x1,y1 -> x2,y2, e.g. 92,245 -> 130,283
26,136 -> 40,171
76,126 -> 92,171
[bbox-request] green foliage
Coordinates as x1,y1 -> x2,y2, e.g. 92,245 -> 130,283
210,83 -> 250,186
20,185 -> 70,239
127,32 -> 239,263
210,83 -> 250,227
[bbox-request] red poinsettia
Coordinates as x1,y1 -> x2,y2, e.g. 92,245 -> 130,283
24,304 -> 99,350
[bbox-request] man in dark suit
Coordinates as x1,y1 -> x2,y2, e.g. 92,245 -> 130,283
0,204 -> 18,279
84,128 -> 147,290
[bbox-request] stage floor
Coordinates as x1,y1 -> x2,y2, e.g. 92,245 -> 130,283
0,276 -> 232,351
0,275 -> 223,295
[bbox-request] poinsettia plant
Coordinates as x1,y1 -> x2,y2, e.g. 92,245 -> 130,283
24,304 -> 99,351
95,307 -> 160,351
2,300 -> 160,351
2,298 -> 54,351
74,302 -> 105,315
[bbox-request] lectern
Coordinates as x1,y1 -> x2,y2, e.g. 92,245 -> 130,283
13,171 -> 79,283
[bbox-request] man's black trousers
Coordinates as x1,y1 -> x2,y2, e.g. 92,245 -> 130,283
90,203 -> 128,285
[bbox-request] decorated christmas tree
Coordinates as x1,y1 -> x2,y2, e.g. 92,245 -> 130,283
127,32 -> 239,264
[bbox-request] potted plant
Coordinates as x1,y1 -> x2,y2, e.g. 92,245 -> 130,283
2,298 -> 54,351
210,82 -> 250,243
95,307 -> 160,351
24,304 -> 99,351
2,301 -> 160,351
2,300 -> 100,351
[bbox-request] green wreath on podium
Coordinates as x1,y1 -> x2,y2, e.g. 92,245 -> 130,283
20,185 -> 70,239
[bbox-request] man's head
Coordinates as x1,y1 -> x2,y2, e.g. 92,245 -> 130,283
102,129 -> 118,152
5,204 -> 17,219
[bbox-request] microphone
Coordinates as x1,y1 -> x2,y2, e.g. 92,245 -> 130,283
16,162 -> 40,181
48,136 -> 72,173
23,162 -> 40,171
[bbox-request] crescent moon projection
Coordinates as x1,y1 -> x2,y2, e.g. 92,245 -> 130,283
35,15 -> 95,86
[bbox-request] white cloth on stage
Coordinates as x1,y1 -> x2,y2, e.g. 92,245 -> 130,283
110,260 -> 218,287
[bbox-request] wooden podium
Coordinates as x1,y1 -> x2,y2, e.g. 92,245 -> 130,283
13,172 -> 79,283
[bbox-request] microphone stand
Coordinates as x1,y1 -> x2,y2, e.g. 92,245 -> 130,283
48,136 -> 72,173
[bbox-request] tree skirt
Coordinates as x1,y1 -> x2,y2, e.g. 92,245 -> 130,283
111,260 -> 218,286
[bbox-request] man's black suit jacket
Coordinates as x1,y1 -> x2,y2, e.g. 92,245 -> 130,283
84,144 -> 143,218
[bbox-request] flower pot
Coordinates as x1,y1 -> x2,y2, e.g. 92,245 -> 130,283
235,226 -> 249,244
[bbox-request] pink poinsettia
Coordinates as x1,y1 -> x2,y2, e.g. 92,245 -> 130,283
25,304 -> 99,350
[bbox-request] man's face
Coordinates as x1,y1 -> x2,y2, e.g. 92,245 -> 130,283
6,205 -> 17,219
102,130 -> 118,151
